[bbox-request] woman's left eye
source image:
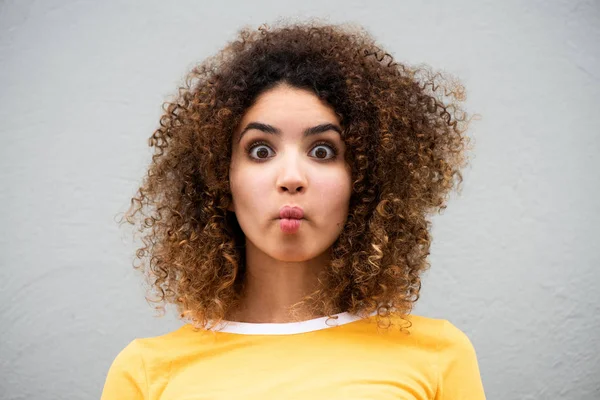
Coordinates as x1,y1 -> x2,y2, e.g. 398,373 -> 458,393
309,143 -> 338,160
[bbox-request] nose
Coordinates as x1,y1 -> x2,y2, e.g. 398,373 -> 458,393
276,152 -> 306,194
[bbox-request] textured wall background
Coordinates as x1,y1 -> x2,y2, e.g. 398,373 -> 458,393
1,0 -> 598,399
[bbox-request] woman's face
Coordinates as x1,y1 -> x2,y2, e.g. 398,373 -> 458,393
229,84 -> 352,262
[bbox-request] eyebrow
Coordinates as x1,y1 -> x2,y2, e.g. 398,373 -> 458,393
236,122 -> 343,143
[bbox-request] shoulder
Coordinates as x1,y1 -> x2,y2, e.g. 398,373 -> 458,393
106,338 -> 145,373
386,312 -> 447,341
103,325 -> 193,400
102,340 -> 148,399
381,313 -> 477,354
106,324 -> 198,370
434,319 -> 479,357
103,325 -> 198,388
427,319 -> 486,398
107,325 -> 183,368
394,314 -> 475,345
131,324 -> 201,358
401,313 -> 447,332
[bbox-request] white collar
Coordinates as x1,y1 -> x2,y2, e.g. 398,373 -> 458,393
206,309 -> 378,335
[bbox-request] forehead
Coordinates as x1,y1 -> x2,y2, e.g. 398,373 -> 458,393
234,85 -> 340,136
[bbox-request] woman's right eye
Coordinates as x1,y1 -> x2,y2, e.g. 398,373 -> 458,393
246,142 -> 274,161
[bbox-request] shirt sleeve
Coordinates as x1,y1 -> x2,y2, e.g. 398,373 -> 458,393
434,319 -> 486,400
101,339 -> 148,400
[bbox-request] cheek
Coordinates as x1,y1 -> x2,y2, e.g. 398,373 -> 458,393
230,168 -> 271,209
314,170 -> 352,210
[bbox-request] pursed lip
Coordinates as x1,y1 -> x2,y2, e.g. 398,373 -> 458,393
279,205 -> 304,220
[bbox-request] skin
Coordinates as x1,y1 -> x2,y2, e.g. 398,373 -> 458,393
227,83 -> 352,323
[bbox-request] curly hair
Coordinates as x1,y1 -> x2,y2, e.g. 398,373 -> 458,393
118,18 -> 477,332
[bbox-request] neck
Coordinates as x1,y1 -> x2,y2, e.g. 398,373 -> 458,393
226,241 -> 333,323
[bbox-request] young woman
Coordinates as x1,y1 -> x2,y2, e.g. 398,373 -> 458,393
101,19 -> 485,399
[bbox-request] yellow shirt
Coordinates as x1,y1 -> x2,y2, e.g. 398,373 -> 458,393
101,312 -> 485,399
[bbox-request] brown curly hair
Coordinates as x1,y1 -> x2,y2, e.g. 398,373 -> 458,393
118,18 -> 477,331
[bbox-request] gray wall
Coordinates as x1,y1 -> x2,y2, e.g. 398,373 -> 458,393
1,0 -> 598,399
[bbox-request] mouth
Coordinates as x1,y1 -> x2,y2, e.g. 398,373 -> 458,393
277,205 -> 305,233
279,205 -> 304,220
279,217 -> 303,234
276,217 -> 306,223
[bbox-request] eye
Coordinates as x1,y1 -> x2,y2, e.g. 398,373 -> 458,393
246,141 -> 275,161
309,141 -> 338,160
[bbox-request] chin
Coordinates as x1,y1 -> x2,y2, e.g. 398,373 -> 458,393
269,248 -> 315,263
